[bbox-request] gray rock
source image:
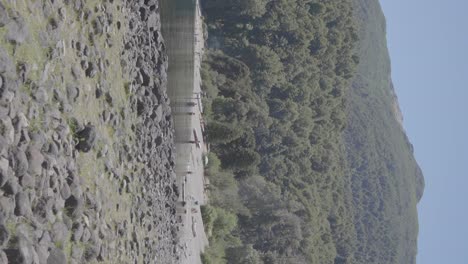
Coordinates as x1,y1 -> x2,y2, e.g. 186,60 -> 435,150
84,244 -> 100,262
75,123 -> 96,152
0,117 -> 14,144
0,157 -> 9,187
2,177 -> 19,195
0,135 -> 7,156
0,2 -> 9,27
85,63 -> 98,78
51,222 -> 69,243
81,226 -> 91,242
60,182 -> 71,199
11,147 -> 28,176
35,245 -> 49,264
64,195 -> 83,218
39,230 -> 51,246
4,233 -> 36,264
47,142 -> 59,156
33,87 -> 48,104
0,250 -> 7,264
14,112 -> 29,130
14,192 -> 32,216
71,244 -> 83,260
0,89 -> 14,104
19,173 -> 34,189
0,196 -> 14,216
33,197 -> 54,224
0,75 -> 3,90
47,248 -> 66,264
0,224 -> 9,247
72,222 -> 83,241
0,47 -> 14,75
5,17 -> 29,44
26,146 -> 44,176
155,104 -> 163,123
66,85 -> 79,102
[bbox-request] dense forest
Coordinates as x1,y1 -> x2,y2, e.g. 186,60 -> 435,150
199,0 -> 423,263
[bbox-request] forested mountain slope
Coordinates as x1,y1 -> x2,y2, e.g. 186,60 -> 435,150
344,0 -> 424,263
199,0 -> 424,263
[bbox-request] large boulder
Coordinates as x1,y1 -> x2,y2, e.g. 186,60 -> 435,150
26,146 -> 44,176
75,123 -> 97,152
0,2 -> 9,27
5,17 -> 29,44
47,247 -> 66,264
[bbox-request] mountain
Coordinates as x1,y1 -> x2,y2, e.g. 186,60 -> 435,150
343,0 -> 425,263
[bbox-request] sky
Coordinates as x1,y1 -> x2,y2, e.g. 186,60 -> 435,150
379,0 -> 468,263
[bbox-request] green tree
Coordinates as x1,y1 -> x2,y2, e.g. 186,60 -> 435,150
206,121 -> 242,144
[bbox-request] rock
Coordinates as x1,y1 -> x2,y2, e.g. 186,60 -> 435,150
81,227 -> 91,243
60,182 -> 71,199
84,244 -> 100,262
0,224 -> 9,247
19,173 -> 34,189
47,142 -> 59,156
0,196 -> 14,217
14,192 -> 32,216
71,245 -> 83,260
71,64 -> 82,80
39,230 -> 51,246
66,85 -> 79,102
0,89 -> 14,104
80,60 -> 89,70
33,87 -> 48,103
26,146 -> 44,176
5,17 -> 29,44
85,63 -> 97,78
105,92 -> 113,106
2,177 -> 19,195
64,195 -> 83,218
11,148 -> 28,176
0,117 -> 14,144
155,105 -> 163,123
15,112 -> 29,130
0,2 -> 9,27
98,243 -> 109,261
47,248 -> 66,264
0,135 -> 7,156
4,233 -> 36,264
33,197 -> 55,223
35,245 -> 49,264
72,222 -> 83,241
0,250 -> 7,264
0,47 -> 14,75
75,123 -> 96,152
95,87 -> 103,98
0,75 -> 3,89
0,157 -> 9,187
140,68 -> 151,86
51,222 -> 69,243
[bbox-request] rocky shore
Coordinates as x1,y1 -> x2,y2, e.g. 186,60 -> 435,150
0,0 -> 179,263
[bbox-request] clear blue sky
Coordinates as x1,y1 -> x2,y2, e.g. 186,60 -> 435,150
380,0 -> 468,263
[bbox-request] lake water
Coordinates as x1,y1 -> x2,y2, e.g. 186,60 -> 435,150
160,0 -> 196,180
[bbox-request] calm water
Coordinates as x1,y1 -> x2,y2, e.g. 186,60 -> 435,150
160,0 -> 196,178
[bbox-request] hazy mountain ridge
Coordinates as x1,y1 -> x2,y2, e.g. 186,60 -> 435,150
344,0 -> 425,263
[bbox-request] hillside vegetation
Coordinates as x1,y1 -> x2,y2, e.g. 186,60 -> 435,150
344,0 -> 424,263
199,0 -> 423,263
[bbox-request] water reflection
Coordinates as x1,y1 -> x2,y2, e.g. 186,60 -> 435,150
160,0 -> 196,181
